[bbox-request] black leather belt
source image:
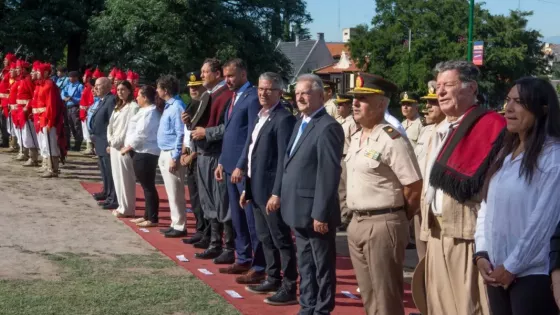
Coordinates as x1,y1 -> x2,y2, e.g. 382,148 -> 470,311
353,207 -> 404,217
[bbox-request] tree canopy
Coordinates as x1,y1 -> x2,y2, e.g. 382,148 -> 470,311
347,0 -> 548,108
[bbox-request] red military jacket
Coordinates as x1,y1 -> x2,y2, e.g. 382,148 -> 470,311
30,81 -> 42,131
79,82 -> 94,122
36,79 -> 61,129
0,75 -> 14,118
14,75 -> 34,128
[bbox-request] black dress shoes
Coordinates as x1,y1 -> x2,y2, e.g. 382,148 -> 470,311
264,286 -> 298,306
182,233 -> 203,245
194,247 -> 222,260
164,229 -> 187,238
192,238 -> 210,249
159,227 -> 173,234
213,249 -> 235,265
92,192 -> 107,201
245,280 -> 280,295
102,203 -> 119,210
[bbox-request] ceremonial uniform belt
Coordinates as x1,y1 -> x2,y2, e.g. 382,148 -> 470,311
353,206 -> 404,217
16,99 -> 30,105
32,107 -> 46,114
0,93 -> 8,98
9,104 -> 18,110
79,105 -> 88,110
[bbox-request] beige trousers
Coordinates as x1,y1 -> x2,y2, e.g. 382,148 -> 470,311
339,159 -> 352,224
110,147 -> 136,216
348,211 -> 409,315
158,151 -> 186,231
425,223 -> 490,315
414,213 -> 427,260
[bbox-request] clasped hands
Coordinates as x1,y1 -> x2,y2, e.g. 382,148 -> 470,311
477,259 -> 515,288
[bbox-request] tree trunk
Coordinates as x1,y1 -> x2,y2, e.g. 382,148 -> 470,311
66,32 -> 82,71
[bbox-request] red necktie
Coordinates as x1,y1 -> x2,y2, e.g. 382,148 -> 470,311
228,92 -> 236,118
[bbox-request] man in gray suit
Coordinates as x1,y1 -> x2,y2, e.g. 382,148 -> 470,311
281,74 -> 344,315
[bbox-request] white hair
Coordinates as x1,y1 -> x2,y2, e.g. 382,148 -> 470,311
259,72 -> 284,90
296,73 -> 324,92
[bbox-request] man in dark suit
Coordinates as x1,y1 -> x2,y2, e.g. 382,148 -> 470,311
90,77 -> 118,209
281,74 -> 344,315
238,72 -> 298,305
214,58 -> 266,284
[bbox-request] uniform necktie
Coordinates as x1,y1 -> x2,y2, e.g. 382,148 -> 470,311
228,92 -> 237,118
290,121 -> 308,156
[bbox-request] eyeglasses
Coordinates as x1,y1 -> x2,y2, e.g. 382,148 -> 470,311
258,87 -> 280,94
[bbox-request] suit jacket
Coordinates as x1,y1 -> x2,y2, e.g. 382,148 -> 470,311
280,108 -> 344,229
241,104 -> 296,208
219,84 -> 260,174
90,93 -> 116,157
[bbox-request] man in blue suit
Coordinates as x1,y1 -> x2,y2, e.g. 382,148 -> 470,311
214,58 -> 266,284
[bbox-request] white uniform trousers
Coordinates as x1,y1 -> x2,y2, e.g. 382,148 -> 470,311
110,147 -> 136,216
12,120 -> 23,151
40,127 -> 60,156
82,121 -> 91,142
158,150 -> 186,231
22,119 -> 38,148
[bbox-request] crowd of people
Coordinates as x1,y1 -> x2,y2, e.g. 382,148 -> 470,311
2,51 -> 560,315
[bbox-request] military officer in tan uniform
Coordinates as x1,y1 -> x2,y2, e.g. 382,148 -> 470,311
335,94 -> 358,231
322,79 -> 340,120
400,91 -> 423,148
346,73 -> 423,315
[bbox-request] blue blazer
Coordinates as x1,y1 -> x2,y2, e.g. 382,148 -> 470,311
280,109 -> 344,229
89,93 -> 116,157
240,105 -> 296,208
219,84 -> 261,174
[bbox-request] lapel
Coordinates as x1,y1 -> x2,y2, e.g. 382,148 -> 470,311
226,85 -> 253,128
90,96 -> 108,124
253,105 -> 280,150
285,108 -> 325,166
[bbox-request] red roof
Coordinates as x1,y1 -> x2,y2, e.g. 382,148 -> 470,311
326,43 -> 349,58
314,61 -> 360,74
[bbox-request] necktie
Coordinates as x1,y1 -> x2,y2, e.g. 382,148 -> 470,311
228,92 -> 237,118
290,121 -> 308,156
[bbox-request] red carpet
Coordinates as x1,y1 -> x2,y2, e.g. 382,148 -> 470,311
81,182 -> 419,315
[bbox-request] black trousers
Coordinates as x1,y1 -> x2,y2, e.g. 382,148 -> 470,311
65,106 -> 83,150
253,202 -> 297,289
487,275 -> 558,315
0,114 -> 9,145
294,227 -> 336,315
186,159 -> 209,237
98,154 -> 117,205
132,151 -> 159,223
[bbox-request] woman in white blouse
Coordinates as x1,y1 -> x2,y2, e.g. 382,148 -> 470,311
121,86 -> 161,227
107,80 -> 139,218
474,77 -> 560,315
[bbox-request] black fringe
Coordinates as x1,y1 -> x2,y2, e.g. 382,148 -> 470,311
429,128 -> 506,203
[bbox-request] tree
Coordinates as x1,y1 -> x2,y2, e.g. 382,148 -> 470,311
86,0 -> 293,83
348,0 -> 547,108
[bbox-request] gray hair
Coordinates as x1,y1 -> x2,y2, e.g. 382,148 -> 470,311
259,72 -> 284,90
433,60 -> 480,83
296,73 -> 324,92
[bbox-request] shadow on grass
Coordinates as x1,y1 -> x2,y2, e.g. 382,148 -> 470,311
0,253 -> 240,315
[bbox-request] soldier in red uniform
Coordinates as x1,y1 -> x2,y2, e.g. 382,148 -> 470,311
22,61 -> 42,167
0,58 -> 16,147
108,67 -> 118,95
126,70 -> 141,98
36,62 -> 66,178
6,64 -> 20,152
1,53 -> 17,80
80,68 -> 95,155
14,59 -> 36,162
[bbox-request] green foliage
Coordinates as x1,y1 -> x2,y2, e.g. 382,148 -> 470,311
85,0 -> 299,83
552,63 -> 560,80
348,0 -> 548,108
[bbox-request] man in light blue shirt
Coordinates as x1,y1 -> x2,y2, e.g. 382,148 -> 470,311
156,74 -> 187,238
61,71 -> 84,151
55,66 -> 69,90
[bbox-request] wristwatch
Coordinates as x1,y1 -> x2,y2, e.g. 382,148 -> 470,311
472,251 -> 489,266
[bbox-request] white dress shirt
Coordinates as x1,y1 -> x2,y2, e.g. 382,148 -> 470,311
475,140 -> 560,276
248,103 -> 279,178
124,104 -> 161,156
108,101 -> 139,149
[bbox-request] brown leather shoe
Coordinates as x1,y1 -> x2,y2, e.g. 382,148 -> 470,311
218,263 -> 251,275
235,270 -> 266,285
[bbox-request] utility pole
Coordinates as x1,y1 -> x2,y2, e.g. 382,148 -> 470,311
407,28 -> 411,90
467,0 -> 474,61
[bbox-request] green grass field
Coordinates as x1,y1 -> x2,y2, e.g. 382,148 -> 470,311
0,253 -> 240,315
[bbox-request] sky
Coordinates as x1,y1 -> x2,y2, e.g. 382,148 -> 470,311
307,0 -> 560,42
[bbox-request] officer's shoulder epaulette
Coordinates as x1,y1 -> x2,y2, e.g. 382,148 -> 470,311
382,126 -> 401,139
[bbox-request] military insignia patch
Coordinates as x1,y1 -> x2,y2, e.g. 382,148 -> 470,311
403,92 -> 409,100
429,86 -> 435,94
356,76 -> 364,88
383,126 -> 401,139
364,149 -> 381,160
189,73 -> 196,82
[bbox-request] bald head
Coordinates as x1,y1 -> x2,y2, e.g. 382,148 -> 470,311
95,77 -> 111,96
